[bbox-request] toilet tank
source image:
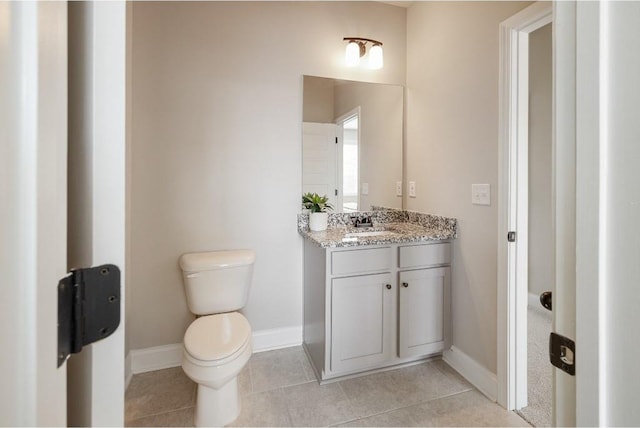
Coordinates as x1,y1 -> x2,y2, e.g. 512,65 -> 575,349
179,250 -> 255,316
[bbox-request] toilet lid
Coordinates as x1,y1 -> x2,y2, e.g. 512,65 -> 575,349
184,312 -> 251,362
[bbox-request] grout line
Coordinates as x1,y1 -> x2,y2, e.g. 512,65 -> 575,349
125,405 -> 195,425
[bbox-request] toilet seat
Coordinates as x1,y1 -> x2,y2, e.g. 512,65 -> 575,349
184,312 -> 251,367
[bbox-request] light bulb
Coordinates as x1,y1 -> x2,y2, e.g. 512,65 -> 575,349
345,41 -> 360,67
368,44 -> 383,70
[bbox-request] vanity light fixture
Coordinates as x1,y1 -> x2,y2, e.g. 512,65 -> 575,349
344,37 -> 384,70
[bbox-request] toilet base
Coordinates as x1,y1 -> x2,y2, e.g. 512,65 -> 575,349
195,377 -> 240,427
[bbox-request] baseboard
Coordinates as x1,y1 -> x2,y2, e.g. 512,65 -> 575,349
443,346 -> 497,401
130,343 -> 183,374
129,325 -> 303,374
252,325 -> 302,353
125,352 -> 133,390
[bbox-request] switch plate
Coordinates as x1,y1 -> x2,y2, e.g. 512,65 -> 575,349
396,181 -> 402,196
361,182 -> 369,195
409,181 -> 416,198
472,184 -> 491,205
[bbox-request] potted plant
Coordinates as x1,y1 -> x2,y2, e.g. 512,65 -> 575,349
302,192 -> 333,231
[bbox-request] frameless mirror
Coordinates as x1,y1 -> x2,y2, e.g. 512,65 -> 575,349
302,75 -> 403,213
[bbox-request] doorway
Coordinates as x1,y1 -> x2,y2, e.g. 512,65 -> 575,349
336,108 -> 361,213
516,22 -> 553,427
496,0 -> 553,421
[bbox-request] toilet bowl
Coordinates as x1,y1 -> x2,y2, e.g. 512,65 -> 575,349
179,250 -> 255,427
182,312 -> 252,427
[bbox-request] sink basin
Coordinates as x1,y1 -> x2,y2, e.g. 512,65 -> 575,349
344,231 -> 398,238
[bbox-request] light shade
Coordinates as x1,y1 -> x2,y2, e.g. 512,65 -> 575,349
368,44 -> 384,70
345,41 -> 361,67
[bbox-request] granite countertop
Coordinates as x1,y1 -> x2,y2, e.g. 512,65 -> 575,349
298,210 -> 457,249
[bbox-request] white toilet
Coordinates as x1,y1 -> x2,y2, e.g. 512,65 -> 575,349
179,249 -> 255,427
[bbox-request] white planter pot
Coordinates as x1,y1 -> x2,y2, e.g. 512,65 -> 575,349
309,212 -> 328,232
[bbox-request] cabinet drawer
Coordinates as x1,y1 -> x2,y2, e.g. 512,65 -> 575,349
331,247 -> 392,276
399,242 -> 451,268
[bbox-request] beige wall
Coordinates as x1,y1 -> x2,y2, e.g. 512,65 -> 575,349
303,77 -> 335,123
405,1 -> 531,373
130,1 -> 406,350
528,24 -> 553,297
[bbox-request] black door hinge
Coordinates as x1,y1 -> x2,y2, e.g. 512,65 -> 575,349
507,231 -> 516,242
57,264 -> 121,367
549,332 -> 575,376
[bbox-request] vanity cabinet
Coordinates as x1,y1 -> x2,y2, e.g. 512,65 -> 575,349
303,240 -> 452,381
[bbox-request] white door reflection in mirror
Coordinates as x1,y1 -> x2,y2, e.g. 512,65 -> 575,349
302,123 -> 338,210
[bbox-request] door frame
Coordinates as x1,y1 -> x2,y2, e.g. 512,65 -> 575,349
497,1 -> 552,412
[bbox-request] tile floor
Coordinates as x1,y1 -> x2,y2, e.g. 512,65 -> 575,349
125,346 -> 530,427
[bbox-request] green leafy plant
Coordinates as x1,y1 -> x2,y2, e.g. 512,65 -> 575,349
302,192 -> 334,213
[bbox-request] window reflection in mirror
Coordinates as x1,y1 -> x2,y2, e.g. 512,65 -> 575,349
338,112 -> 359,212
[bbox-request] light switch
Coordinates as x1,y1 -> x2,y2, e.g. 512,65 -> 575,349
472,184 -> 491,206
409,181 -> 416,198
396,181 -> 403,196
362,182 -> 369,195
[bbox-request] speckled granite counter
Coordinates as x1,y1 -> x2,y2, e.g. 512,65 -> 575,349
298,210 -> 457,248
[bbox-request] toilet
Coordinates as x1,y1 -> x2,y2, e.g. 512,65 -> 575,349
179,249 -> 255,427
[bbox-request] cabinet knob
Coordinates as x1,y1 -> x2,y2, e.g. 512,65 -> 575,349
402,282 -> 409,288
386,284 -> 392,290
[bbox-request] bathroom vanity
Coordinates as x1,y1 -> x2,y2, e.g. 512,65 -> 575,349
299,211 -> 457,382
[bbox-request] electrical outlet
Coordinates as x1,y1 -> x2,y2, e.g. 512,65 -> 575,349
409,181 -> 416,198
361,182 -> 369,195
396,181 -> 402,196
472,184 -> 491,205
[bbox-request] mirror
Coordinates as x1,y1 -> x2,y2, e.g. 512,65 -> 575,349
302,76 -> 403,213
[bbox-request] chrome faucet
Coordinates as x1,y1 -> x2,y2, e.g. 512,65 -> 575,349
351,215 -> 373,228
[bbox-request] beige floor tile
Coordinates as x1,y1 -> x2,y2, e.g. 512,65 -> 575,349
229,388 -> 292,427
338,371 -> 406,418
126,407 -> 194,427
336,406 -> 421,427
386,361 -> 472,406
282,381 -> 357,427
125,367 -> 196,421
431,359 -> 474,390
410,390 -> 531,427
250,347 -> 315,393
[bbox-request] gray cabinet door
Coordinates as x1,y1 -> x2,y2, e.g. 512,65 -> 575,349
331,273 -> 394,373
398,267 -> 451,358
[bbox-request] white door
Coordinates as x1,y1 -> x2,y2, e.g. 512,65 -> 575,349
0,2 -> 128,426
0,2 -> 68,425
302,122 -> 338,209
554,2 -> 640,426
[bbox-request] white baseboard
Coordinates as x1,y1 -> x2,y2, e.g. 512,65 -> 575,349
129,325 -> 303,375
125,352 -> 133,390
130,343 -> 183,374
252,325 -> 302,353
443,346 -> 497,401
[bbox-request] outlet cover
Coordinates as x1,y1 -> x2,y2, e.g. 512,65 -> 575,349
472,184 -> 491,206
409,181 -> 416,198
396,181 -> 402,196
362,182 -> 369,195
